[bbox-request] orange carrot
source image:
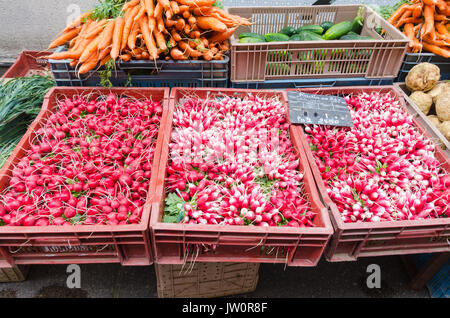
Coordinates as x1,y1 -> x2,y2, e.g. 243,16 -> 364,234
170,1 -> 180,14
122,5 -> 140,49
203,50 -> 214,60
98,20 -> 115,50
153,2 -> 166,33
139,16 -> 158,60
130,47 -> 143,56
196,17 -> 227,32
421,4 -> 436,39
184,24 -> 191,35
154,29 -> 168,51
79,35 -> 102,63
388,3 -> 412,25
166,8 -> 174,20
422,41 -> 450,57
127,22 -> 140,50
149,16 -> 157,33
175,18 -> 186,31
171,28 -> 182,42
64,10 -> 92,32
165,18 -> 177,28
81,20 -> 101,39
404,23 -> 422,52
435,0 -> 447,11
167,37 -> 176,49
84,19 -> 108,39
178,5 -> 190,12
144,0 -> 155,17
122,0 -> 140,11
201,37 -> 209,47
176,0 -> 216,6
45,51 -> 77,60
170,47 -> 188,60
188,16 -> 196,25
208,27 -> 237,43
182,10 -> 191,19
393,9 -> 413,28
412,3 -> 423,18
48,28 -> 80,49
433,14 -> 448,20
178,41 -> 202,57
111,17 -> 125,60
159,0 -> 171,10
423,34 -> 450,46
99,46 -> 112,61
154,2 -> 163,18
99,55 -> 111,66
78,52 -> 99,74
436,21 -> 450,40
396,17 -> 423,28
134,1 -> 146,22
157,15 -> 166,33
119,53 -> 132,62
70,59 -> 78,67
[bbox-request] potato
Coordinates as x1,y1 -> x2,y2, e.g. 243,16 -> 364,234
438,121 -> 450,141
427,115 -> 441,128
405,63 -> 440,92
427,82 -> 450,103
409,91 -> 433,115
435,92 -> 450,121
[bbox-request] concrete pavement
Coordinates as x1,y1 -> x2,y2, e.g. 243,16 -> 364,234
0,256 -> 429,298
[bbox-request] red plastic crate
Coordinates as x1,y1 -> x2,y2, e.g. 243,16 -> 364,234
0,87 -> 170,268
149,87 -> 333,267
287,86 -> 450,262
2,51 -> 51,78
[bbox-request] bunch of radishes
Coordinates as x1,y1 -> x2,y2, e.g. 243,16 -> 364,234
0,93 -> 163,226
164,95 -> 315,227
305,92 -> 449,223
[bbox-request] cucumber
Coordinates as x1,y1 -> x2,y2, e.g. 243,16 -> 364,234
238,32 -> 265,41
295,25 -> 324,35
351,16 -> 364,34
320,21 -> 334,33
279,26 -> 296,37
351,7 -> 364,34
297,31 -> 325,41
264,33 -> 290,42
239,37 -> 264,43
323,21 -> 353,40
289,34 -> 302,41
340,33 -> 374,40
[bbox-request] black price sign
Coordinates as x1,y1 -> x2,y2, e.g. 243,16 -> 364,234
287,91 -> 354,127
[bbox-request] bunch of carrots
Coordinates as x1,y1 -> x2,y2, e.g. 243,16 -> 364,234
387,0 -> 450,57
45,0 -> 250,74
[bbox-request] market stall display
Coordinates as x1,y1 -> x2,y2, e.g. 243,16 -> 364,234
0,87 -> 169,268
379,0 -> 450,81
45,0 -> 250,70
291,86 -> 450,262
394,63 -> 450,151
0,0 -> 448,298
228,5 -> 409,83
384,0 -> 449,57
150,87 -> 333,266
